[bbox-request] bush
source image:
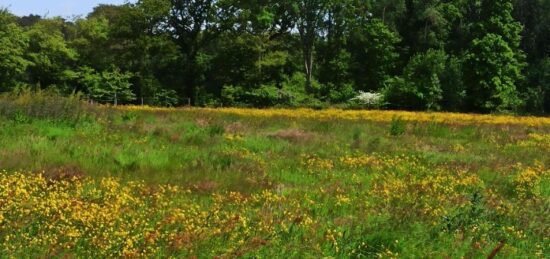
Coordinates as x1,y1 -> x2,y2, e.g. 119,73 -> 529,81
322,83 -> 357,104
0,89 -> 92,122
382,77 -> 422,110
221,84 -> 282,108
347,91 -> 384,109
383,50 -> 464,111
77,67 -> 136,105
221,72 -> 326,108
280,72 -> 322,107
139,76 -> 180,107
151,88 -> 179,107
249,84 -> 281,107
220,85 -> 247,107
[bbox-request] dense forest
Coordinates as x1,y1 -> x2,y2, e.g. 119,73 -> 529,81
0,0 -> 549,113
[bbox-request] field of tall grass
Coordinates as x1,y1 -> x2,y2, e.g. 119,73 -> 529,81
0,93 -> 548,258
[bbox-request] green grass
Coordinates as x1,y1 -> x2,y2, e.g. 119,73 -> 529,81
0,107 -> 549,258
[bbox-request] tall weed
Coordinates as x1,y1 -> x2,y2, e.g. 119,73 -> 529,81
0,90 -> 94,123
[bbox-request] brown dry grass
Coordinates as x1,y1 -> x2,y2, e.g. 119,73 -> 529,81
224,122 -> 247,134
267,129 -> 315,143
41,165 -> 86,182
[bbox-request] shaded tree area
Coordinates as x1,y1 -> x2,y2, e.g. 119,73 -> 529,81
0,0 -> 548,113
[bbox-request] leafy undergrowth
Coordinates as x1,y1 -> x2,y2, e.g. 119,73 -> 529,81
0,107 -> 549,258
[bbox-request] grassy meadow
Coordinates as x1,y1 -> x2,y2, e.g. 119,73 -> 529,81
0,97 -> 549,258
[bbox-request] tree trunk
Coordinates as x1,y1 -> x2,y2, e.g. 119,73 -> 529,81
304,47 -> 314,93
182,47 -> 199,105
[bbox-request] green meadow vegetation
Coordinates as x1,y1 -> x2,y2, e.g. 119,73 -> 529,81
0,93 -> 548,257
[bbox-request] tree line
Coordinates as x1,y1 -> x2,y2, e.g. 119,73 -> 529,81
0,0 -> 549,113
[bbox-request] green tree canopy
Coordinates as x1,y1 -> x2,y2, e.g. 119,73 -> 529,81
0,9 -> 31,91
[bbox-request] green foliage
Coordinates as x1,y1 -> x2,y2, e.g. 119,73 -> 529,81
464,34 -> 523,112
318,48 -> 352,92
150,88 -> 180,107
0,90 -> 91,122
389,49 -> 448,110
70,17 -> 110,69
522,58 -> 550,113
0,0 -> 548,113
349,18 -> 400,91
440,192 -> 495,236
389,116 -> 407,136
476,0 -> 523,50
25,18 -> 78,90
207,124 -> 225,136
457,0 -> 526,113
280,72 -> 313,106
251,84 -> 283,107
12,110 -> 31,124
407,49 -> 447,110
382,76 -> 417,110
222,84 -> 290,108
221,85 -> 247,107
221,72 -> 325,108
440,55 -> 466,111
398,0 -> 461,52
220,84 -> 279,108
77,67 -> 136,105
0,9 -> 31,91
323,83 -> 357,104
384,49 -> 461,111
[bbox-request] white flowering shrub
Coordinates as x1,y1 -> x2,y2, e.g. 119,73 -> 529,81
350,91 -> 384,108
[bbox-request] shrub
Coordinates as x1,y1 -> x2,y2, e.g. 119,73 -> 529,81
383,50 -> 465,111
221,73 -> 326,109
151,88 -> 179,107
249,84 -> 281,107
221,85 -> 249,107
280,72 -> 322,108
139,76 -> 180,107
78,67 -> 136,105
0,89 -> 92,122
348,91 -> 384,109
221,84 -> 282,108
382,76 -> 422,110
322,83 -> 357,104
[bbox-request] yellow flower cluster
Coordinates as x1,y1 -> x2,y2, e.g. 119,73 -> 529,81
368,156 -> 482,220
113,106 -> 550,126
518,133 -> 550,149
339,154 -> 380,169
0,173 -> 176,257
198,108 -> 550,126
513,164 -> 548,198
0,171 -> 325,257
339,153 -> 426,172
301,154 -> 335,171
224,133 -> 244,141
111,105 -> 178,112
223,148 -> 267,171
